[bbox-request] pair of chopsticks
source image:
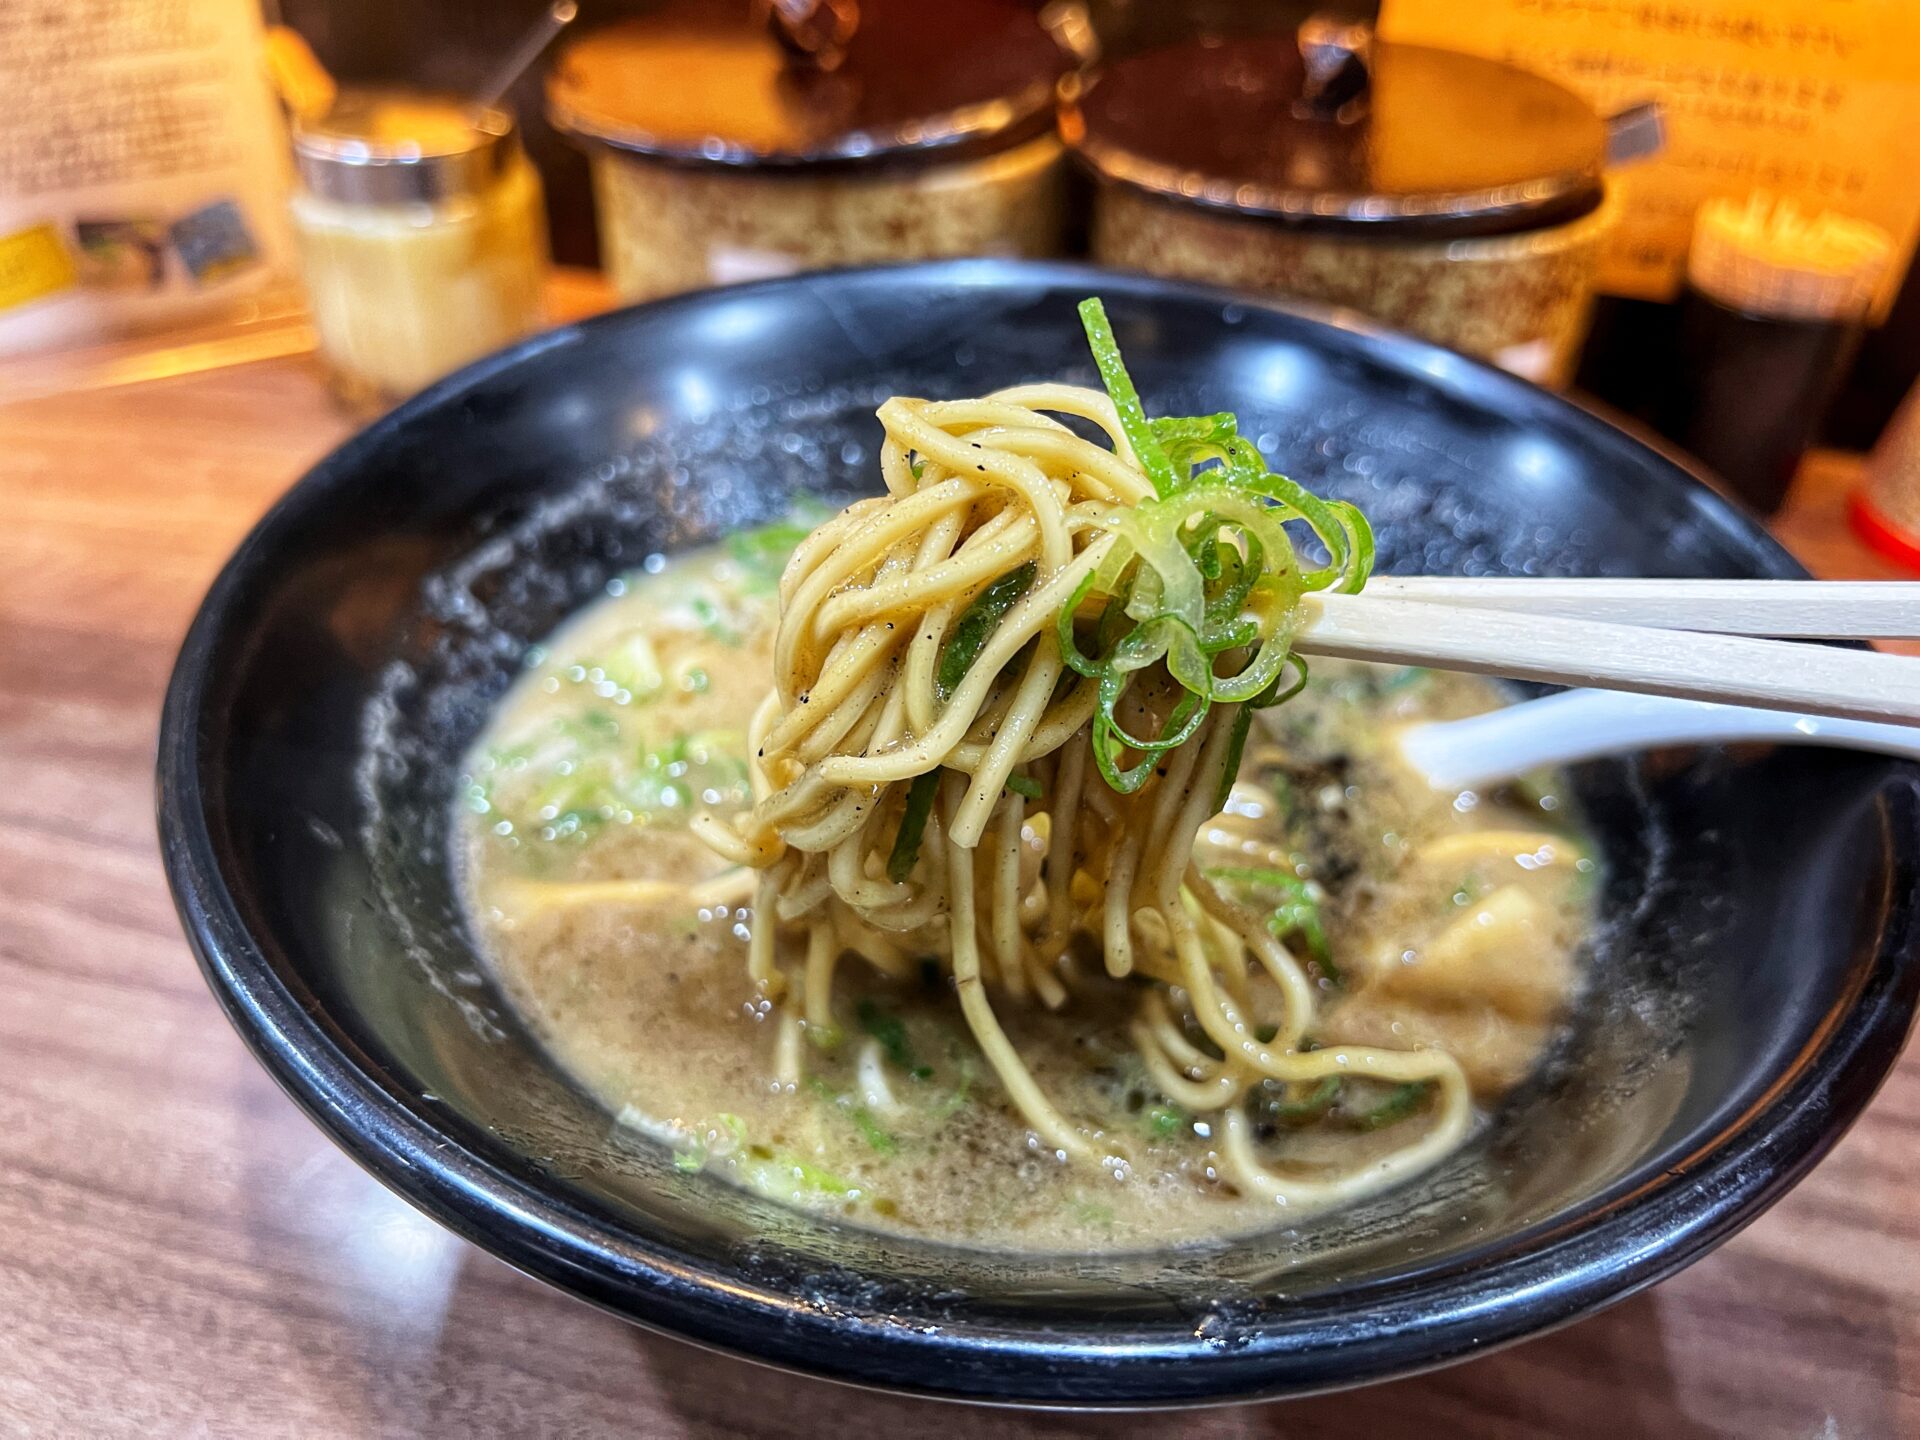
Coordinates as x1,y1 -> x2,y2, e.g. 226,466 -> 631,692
1293,580 -> 1920,725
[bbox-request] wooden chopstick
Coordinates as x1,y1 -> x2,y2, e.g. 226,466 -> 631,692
1363,578 -> 1920,638
1296,592 -> 1920,725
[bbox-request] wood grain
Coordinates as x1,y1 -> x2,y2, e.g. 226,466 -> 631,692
1,303 -> 1915,1438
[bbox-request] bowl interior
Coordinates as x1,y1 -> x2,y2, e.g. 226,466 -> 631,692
169,264 -> 1918,1403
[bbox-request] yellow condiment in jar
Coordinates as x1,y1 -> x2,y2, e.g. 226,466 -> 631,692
290,91 -> 547,407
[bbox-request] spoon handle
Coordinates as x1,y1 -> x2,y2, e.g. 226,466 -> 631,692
1396,688 -> 1920,791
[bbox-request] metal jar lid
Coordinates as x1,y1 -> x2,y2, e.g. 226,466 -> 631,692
545,0 -> 1072,171
1063,31 -> 1609,238
293,90 -> 519,206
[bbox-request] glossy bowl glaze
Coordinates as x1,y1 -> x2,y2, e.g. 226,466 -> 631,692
158,262 -> 1919,1406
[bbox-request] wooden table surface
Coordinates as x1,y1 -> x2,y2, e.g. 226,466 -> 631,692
2,299 -> 1916,1438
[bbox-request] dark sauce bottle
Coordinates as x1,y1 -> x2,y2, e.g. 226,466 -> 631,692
1660,285 -> 1864,514
1604,195 -> 1889,516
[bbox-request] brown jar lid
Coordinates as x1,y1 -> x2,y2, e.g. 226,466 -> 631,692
1064,34 -> 1607,237
547,0 -> 1069,171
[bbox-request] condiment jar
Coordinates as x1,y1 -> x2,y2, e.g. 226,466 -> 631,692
1064,28 -> 1624,387
545,0 -> 1073,302
290,91 -> 548,408
1659,193 -> 1891,515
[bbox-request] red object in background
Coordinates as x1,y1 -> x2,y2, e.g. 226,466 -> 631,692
1850,493 -> 1920,572
1850,375 -> 1920,572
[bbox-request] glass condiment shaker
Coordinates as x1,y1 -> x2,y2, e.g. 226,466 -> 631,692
289,91 -> 548,409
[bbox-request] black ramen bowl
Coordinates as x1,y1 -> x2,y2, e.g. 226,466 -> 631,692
159,262 -> 1919,1406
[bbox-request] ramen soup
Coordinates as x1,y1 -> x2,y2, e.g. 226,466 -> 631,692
458,523 -> 1596,1251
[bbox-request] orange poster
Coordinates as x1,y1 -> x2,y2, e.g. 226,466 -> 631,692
1379,0 -> 1920,312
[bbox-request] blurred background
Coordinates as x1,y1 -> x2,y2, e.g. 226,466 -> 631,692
6,0 -> 1920,549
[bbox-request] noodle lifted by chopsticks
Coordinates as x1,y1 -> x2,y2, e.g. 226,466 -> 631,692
696,299 -> 1471,1206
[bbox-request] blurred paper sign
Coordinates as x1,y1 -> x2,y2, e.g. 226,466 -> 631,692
0,0 -> 293,360
1379,0 -> 1920,313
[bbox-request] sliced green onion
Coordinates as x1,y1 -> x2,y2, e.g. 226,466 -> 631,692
743,1154 -> 855,1197
1152,412 -> 1239,475
1351,1081 -> 1431,1131
1092,681 -> 1211,793
1266,1075 -> 1341,1125
810,1078 -> 901,1154
1055,567 -> 1109,679
1204,864 -> 1334,977
1147,1103 -> 1188,1137
886,770 -> 941,882
1054,298 -> 1376,797
1211,704 -> 1257,815
934,1054 -> 974,1116
1078,297 -> 1175,495
851,1107 -> 899,1155
857,998 -> 924,1074
726,510 -> 820,591
936,562 -> 1036,702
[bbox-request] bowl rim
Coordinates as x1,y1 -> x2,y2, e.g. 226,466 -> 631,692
157,259 -> 1920,1406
